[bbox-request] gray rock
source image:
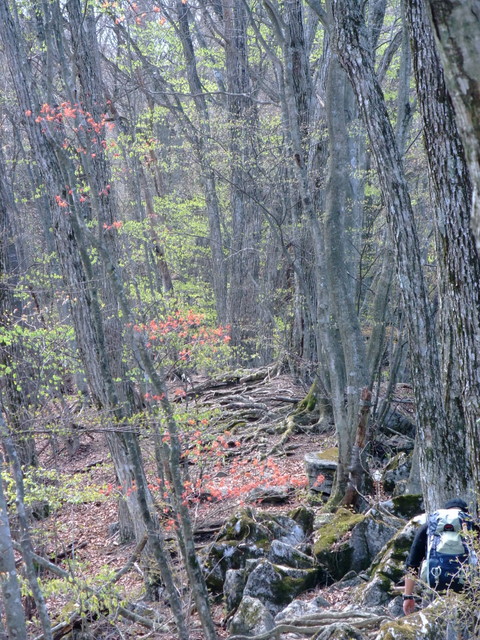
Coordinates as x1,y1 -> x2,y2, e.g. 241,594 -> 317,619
375,596 -> 467,639
333,571 -> 365,588
202,542 -> 244,590
268,540 -> 316,569
270,514 -> 307,546
348,508 -> 402,573
386,595 -> 404,618
315,623 -> 366,639
246,485 -> 292,504
216,507 -> 307,548
288,506 -> 315,537
359,517 -> 423,608
382,452 -> 412,493
244,559 -> 319,614
313,509 -> 366,581
228,596 -> 275,636
391,495 -> 424,519
223,569 -> 246,612
304,450 -> 338,499
274,595 -> 331,623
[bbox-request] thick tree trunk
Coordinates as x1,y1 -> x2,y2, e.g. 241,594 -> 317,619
426,0 -> 480,253
330,0 -> 450,509
406,0 -> 480,503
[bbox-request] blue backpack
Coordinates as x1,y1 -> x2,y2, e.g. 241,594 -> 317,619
420,508 -> 476,591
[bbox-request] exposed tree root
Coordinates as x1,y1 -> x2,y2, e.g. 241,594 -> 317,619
227,610 -> 390,639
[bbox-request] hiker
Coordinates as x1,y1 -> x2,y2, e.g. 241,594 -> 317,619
403,498 -> 477,615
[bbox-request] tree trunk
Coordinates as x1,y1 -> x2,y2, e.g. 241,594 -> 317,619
0,412 -> 53,640
0,146 -> 37,467
222,0 -> 262,361
426,0 -> 480,253
406,0 -> 480,504
330,0 -> 450,509
0,445 -> 27,640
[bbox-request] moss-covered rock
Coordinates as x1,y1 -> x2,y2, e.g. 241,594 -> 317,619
313,508 -> 365,580
314,623 -> 366,639
243,559 -> 319,614
391,495 -> 423,519
288,505 -> 315,536
269,540 -> 316,569
359,517 -> 422,607
305,449 -> 338,499
228,595 -> 275,636
223,568 -> 246,612
203,507 -> 312,590
217,507 -> 307,547
375,595 -> 467,639
347,509 -> 403,574
202,541 -> 247,590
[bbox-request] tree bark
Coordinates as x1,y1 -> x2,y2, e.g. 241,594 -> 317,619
222,0 -> 262,361
330,0 -> 450,509
0,411 -> 53,640
406,0 -> 480,503
0,445 -> 27,640
426,0 -> 480,252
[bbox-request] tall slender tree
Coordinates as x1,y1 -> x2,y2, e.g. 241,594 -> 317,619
330,0 -> 452,509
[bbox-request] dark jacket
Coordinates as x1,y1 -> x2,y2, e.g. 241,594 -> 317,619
405,523 -> 427,573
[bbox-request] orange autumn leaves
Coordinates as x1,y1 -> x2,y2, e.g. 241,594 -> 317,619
132,310 -> 231,378
100,430 -> 310,530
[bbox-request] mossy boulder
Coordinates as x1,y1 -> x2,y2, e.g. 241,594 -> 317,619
288,505 -> 315,536
305,448 -> 338,499
228,595 -> 275,636
269,540 -> 316,569
359,517 -> 422,607
347,509 -> 403,573
217,507 -> 308,547
375,595 -> 467,639
243,559 -> 319,614
313,508 -> 402,583
274,594 -> 331,623
313,508 -> 366,580
203,507 -> 313,590
202,541 -> 247,590
223,568 -> 246,612
391,495 -> 423,519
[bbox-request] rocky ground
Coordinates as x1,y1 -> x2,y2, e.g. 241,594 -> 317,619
18,367 -> 459,640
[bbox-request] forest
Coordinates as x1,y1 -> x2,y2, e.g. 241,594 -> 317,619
0,0 -> 480,638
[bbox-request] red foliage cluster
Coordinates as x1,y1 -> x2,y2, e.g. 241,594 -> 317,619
28,101 -> 114,134
203,455 -> 309,502
133,310 -> 231,362
26,101 -> 115,158
181,433 -> 309,504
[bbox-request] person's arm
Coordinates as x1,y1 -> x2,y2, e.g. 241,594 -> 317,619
403,524 -> 427,615
403,573 -> 416,615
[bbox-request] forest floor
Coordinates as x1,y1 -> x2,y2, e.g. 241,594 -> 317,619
25,368 -> 410,639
